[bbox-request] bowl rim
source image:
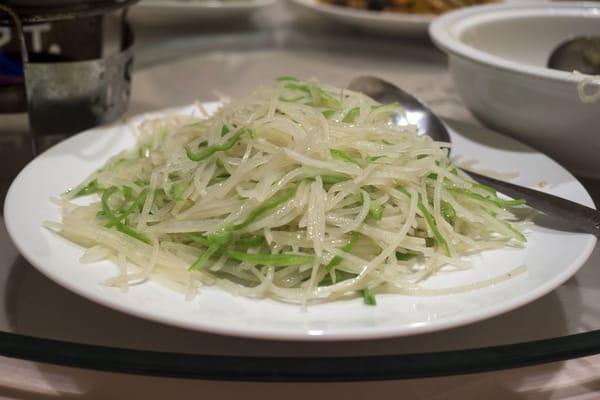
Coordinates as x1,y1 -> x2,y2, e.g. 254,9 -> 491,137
429,1 -> 600,84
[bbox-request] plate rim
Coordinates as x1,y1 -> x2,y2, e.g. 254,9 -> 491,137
291,0 -> 433,24
4,103 -> 597,341
137,0 -> 277,10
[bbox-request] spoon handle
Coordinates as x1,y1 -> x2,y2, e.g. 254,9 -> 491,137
467,171 -> 600,237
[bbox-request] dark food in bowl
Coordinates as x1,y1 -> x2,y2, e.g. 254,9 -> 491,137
320,0 -> 494,14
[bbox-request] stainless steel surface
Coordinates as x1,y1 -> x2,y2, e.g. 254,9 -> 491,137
548,36 -> 600,75
351,75 -> 600,237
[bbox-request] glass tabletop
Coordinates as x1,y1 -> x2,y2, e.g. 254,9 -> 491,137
1,1 -> 599,381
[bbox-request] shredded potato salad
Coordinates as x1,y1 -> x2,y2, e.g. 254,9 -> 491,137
50,78 -> 529,306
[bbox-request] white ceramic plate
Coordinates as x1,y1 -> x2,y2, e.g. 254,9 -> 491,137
130,0 -> 276,24
291,0 -> 544,36
4,103 -> 597,341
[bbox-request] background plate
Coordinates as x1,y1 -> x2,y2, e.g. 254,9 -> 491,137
291,0 -> 432,35
290,0 -> 545,36
4,103 -> 597,341
130,0 -> 277,24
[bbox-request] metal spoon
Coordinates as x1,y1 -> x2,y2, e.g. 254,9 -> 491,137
547,36 -> 600,75
348,76 -> 600,237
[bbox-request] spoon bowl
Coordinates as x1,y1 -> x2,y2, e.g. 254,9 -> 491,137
547,36 -> 600,75
348,76 -> 450,144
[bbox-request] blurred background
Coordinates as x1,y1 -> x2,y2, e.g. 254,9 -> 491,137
0,0 -> 478,206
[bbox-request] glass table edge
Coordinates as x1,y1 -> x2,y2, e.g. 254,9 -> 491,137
1,329 -> 600,381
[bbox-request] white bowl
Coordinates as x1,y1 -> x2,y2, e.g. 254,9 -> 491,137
430,2 -> 600,178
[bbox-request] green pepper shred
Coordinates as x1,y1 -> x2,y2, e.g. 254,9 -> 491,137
342,107 -> 360,123
189,244 -> 220,271
395,250 -> 420,261
75,179 -> 102,197
330,149 -> 361,167
170,183 -> 186,201
417,196 -> 450,256
362,288 -> 377,306
101,186 -> 151,244
185,128 -> 253,162
225,249 -> 314,267
368,206 -> 383,221
447,187 -> 525,208
441,201 -> 456,225
233,184 -> 299,231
